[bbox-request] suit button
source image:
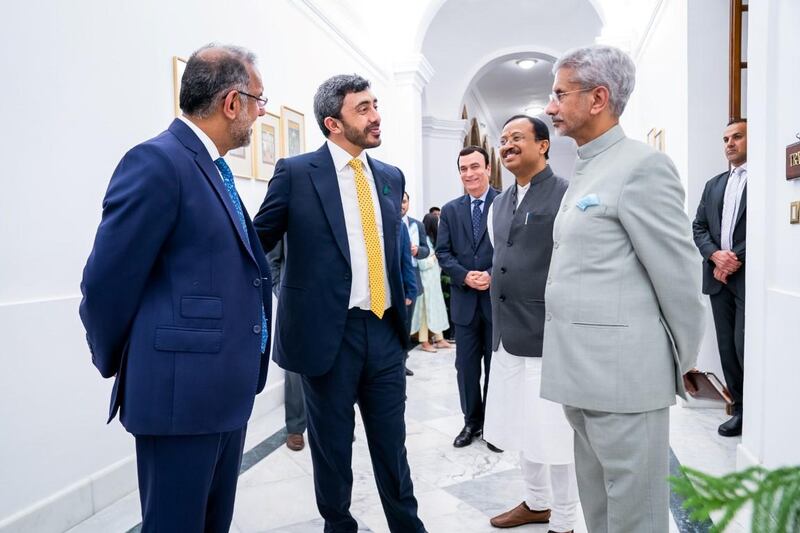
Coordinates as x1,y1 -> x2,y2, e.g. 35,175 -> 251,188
500,267 -> 507,274
344,273 -> 351,281
507,240 -> 513,247
253,325 -> 262,334
561,204 -> 569,212
545,312 -> 552,321
499,295 -> 506,302
253,278 -> 262,287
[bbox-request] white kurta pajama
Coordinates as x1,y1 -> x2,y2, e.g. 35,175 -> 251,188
483,182 -> 579,533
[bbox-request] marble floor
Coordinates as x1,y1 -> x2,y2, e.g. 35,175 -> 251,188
68,345 -> 748,533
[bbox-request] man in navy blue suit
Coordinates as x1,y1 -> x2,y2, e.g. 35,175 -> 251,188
80,44 -> 271,532
254,74 -> 425,533
436,146 -> 499,450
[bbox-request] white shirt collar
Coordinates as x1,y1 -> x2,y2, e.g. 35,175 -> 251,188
327,139 -> 370,175
178,116 -> 220,161
469,187 -> 489,205
731,162 -> 747,176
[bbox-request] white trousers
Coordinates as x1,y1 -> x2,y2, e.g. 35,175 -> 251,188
522,456 -> 579,533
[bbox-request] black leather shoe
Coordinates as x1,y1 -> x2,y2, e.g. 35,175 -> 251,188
486,442 -> 503,453
405,367 -> 414,376
718,413 -> 743,437
453,425 -> 482,447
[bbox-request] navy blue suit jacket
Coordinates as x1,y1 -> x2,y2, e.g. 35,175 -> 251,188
254,144 -> 409,376
436,189 -> 499,326
400,224 -> 419,302
80,119 -> 271,435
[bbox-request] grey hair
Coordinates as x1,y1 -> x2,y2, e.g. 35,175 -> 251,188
180,43 -> 257,119
553,45 -> 636,117
313,74 -> 371,137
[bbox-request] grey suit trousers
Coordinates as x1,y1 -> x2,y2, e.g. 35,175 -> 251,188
563,406 -> 669,533
284,370 -> 307,434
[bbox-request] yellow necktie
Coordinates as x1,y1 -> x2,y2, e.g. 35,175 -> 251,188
348,158 -> 386,318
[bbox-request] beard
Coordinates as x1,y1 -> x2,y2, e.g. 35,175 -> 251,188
342,120 -> 381,149
230,110 -> 254,149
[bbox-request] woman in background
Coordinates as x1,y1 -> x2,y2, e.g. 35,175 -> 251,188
411,214 -> 452,352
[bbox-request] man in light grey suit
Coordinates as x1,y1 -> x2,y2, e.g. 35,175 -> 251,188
540,45 -> 705,533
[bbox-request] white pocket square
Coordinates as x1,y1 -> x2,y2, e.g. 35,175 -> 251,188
576,194 -> 600,211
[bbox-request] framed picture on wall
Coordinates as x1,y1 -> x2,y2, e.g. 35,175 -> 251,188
647,128 -> 665,152
224,135 -> 256,180
255,111 -> 281,181
281,106 -> 306,157
172,56 -> 187,117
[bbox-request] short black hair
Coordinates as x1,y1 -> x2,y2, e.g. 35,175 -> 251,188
428,206 -> 440,213
458,145 -> 489,168
502,114 -> 550,160
180,44 -> 256,118
313,74 -> 371,137
727,118 -> 747,126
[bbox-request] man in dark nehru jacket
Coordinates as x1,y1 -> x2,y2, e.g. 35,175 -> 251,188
483,115 -> 578,533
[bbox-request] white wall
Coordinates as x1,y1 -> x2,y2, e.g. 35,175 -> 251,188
623,0 -> 729,380
741,0 -> 800,470
0,0 -> 400,528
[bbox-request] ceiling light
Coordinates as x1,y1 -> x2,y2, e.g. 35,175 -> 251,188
516,59 -> 538,70
525,105 -> 545,116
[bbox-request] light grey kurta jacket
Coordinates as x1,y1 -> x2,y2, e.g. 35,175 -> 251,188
540,125 -> 706,413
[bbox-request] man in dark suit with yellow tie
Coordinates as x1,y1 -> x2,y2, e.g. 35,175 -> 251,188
254,74 -> 425,533
693,118 -> 748,437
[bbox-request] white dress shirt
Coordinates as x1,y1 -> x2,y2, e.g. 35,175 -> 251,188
720,163 -> 747,251
326,140 -> 392,311
402,215 -> 420,267
178,116 -> 222,180
487,182 -> 529,247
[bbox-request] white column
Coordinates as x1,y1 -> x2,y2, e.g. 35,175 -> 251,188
391,55 -> 434,219
421,116 -> 468,210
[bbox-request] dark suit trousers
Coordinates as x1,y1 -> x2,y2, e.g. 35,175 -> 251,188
302,308 -> 424,533
454,307 -> 493,429
710,284 -> 745,411
135,426 -> 247,533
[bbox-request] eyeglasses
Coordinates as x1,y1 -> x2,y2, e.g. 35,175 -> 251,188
239,91 -> 268,109
548,87 -> 597,105
498,134 -> 530,146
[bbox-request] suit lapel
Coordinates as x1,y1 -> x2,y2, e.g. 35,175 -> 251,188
460,195 -> 474,247
710,171 -> 730,237
367,155 -> 398,270
473,189 -> 497,247
735,183 -> 747,227
308,145 -> 351,265
170,119 -> 255,262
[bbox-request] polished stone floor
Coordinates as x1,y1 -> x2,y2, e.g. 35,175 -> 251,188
68,344 -> 747,533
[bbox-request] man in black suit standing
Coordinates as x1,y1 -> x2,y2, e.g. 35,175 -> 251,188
254,74 -> 425,533
436,146 -> 499,450
693,118 -> 748,437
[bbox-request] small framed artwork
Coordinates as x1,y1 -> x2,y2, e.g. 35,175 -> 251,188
224,134 -> 256,180
281,106 -> 306,157
790,201 -> 800,224
647,128 -> 665,152
172,56 -> 187,117
255,111 -> 282,181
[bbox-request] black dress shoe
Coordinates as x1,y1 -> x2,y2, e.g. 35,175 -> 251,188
453,425 -> 482,447
718,413 -> 743,437
405,367 -> 414,376
486,442 -> 503,453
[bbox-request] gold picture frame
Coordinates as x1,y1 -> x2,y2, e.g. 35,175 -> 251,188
790,201 -> 800,224
280,106 -> 306,158
172,56 -> 187,117
647,128 -> 665,152
255,111 -> 282,181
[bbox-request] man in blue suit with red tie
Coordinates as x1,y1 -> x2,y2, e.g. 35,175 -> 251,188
80,44 -> 271,532
254,74 -> 425,533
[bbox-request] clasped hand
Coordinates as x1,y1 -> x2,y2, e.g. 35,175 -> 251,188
465,270 -> 491,291
710,250 -> 741,284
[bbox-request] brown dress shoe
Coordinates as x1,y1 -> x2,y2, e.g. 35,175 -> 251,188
490,502 -> 550,528
286,433 -> 305,451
